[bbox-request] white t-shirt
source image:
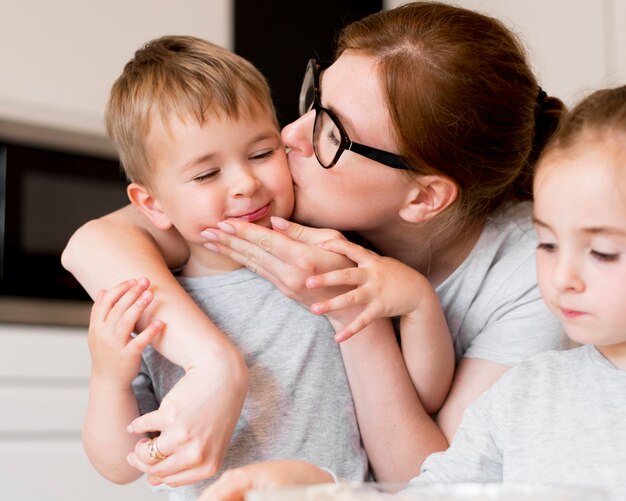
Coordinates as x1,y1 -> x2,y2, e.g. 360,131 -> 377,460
436,201 -> 566,365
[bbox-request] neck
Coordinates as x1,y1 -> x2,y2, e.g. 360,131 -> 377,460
360,216 -> 484,288
182,244 -> 242,277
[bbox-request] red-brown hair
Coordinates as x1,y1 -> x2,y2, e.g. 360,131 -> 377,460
337,2 -> 565,223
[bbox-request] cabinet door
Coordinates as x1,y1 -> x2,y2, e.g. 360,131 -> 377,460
0,327 -> 165,500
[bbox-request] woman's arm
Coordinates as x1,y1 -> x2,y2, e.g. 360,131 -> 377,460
63,204 -> 249,483
436,357 -> 509,442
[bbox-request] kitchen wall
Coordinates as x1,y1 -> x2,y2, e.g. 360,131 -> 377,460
387,0 -> 626,104
1,1 -> 625,500
1,1 -> 230,499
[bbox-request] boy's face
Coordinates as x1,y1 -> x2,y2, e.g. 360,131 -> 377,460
533,142 -> 626,360
144,108 -> 294,246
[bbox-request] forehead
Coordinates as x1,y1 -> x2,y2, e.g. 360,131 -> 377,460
321,51 -> 395,148
534,142 -> 626,221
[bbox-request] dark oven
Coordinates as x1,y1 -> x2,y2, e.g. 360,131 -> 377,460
0,142 -> 128,326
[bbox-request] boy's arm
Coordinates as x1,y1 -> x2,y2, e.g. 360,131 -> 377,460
83,280 -> 163,483
83,377 -> 145,484
63,204 -> 249,482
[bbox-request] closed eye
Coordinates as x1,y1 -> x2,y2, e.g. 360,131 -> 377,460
250,148 -> 276,161
591,250 -> 619,262
537,242 -> 556,253
193,170 -> 219,182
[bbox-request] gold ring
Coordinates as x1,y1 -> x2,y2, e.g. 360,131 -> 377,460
147,437 -> 167,460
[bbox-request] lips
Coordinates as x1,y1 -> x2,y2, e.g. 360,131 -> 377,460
560,307 -> 586,319
230,203 -> 270,223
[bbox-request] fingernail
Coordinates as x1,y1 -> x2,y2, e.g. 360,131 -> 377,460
305,277 -> 317,288
311,303 -> 323,315
137,277 -> 150,288
271,216 -> 289,230
138,291 -> 152,304
204,243 -> 219,252
201,230 -> 218,241
126,424 -> 134,433
217,222 -> 235,234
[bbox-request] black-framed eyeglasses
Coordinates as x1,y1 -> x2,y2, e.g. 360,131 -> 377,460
298,59 -> 412,170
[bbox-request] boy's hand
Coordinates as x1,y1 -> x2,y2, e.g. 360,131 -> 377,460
306,239 -> 429,342
88,277 -> 164,387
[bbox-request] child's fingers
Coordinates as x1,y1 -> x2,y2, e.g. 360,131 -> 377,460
90,280 -> 136,324
113,289 -> 154,339
306,268 -> 365,289
128,319 -> 164,355
310,288 -> 371,315
106,278 -> 151,324
335,308 -> 377,343
317,238 -> 377,264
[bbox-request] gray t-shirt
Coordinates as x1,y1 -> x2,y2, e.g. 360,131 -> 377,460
414,345 -> 626,499
133,268 -> 368,500
437,201 -> 567,365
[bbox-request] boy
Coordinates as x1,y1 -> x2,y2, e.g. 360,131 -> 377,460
82,36 -> 369,500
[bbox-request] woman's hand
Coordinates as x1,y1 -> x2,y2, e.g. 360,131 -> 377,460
125,361 -> 248,487
198,461 -> 333,501
306,238 -> 428,342
201,217 -> 354,308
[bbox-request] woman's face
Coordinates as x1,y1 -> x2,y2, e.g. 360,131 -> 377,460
281,51 -> 412,232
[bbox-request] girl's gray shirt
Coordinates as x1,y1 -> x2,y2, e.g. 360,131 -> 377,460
133,268 -> 368,500
415,344 -> 626,499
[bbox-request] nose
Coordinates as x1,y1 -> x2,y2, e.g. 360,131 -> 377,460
281,111 -> 315,161
229,164 -> 261,198
551,252 -> 585,293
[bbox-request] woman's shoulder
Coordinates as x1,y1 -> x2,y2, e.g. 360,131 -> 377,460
449,201 -> 536,286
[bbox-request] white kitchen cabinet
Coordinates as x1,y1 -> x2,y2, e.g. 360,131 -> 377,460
0,325 -> 166,500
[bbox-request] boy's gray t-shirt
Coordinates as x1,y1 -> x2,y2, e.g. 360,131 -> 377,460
133,268 -> 368,500
437,201 -> 566,365
414,345 -> 626,498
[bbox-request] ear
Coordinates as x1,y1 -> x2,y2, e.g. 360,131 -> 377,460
399,175 -> 458,223
126,182 -> 174,230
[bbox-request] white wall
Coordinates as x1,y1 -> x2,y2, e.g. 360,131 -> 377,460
0,2 -> 231,498
385,0 -> 626,105
0,0 -> 232,154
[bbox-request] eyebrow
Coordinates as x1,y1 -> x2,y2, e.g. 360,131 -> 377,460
532,215 -> 626,237
179,130 -> 279,172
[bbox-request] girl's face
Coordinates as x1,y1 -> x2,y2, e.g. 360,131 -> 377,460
533,142 -> 626,360
281,51 -> 412,233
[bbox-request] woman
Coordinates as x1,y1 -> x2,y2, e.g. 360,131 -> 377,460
62,0 -> 566,489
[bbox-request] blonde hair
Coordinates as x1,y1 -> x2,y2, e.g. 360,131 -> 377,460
106,35 -> 277,185
337,2 -> 565,228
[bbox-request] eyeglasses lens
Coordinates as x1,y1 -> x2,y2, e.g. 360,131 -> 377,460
313,109 -> 343,168
299,64 -> 316,116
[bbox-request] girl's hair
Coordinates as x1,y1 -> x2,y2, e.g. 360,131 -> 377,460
337,2 -> 566,224
106,35 -> 277,186
540,84 -> 626,157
